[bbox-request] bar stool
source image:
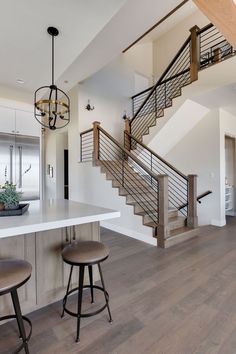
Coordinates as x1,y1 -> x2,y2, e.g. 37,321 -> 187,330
61,241 -> 112,342
0,259 -> 32,354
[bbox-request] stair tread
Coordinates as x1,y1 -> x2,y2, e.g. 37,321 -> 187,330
127,199 -> 157,206
144,221 -> 158,228
168,216 -> 186,223
136,209 -> 179,217
168,226 -> 193,237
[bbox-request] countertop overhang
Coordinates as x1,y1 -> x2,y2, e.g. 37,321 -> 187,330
0,200 -> 120,239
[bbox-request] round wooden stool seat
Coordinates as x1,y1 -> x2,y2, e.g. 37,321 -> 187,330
0,259 -> 32,295
62,241 -> 109,265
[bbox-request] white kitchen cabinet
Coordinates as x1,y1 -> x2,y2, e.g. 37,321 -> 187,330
15,110 -> 40,137
0,106 -> 15,134
0,106 -> 41,137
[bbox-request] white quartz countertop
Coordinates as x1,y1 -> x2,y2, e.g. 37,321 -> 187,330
0,200 -> 120,239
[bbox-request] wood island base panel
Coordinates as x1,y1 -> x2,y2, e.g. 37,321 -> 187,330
0,200 -> 120,317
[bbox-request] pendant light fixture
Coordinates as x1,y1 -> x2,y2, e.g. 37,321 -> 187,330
34,27 -> 70,130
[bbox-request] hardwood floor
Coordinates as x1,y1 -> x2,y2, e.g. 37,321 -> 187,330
1,219 -> 236,353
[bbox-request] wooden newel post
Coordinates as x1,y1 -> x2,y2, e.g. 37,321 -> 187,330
92,121 -> 101,166
189,25 -> 200,82
124,118 -> 131,151
187,174 -> 198,228
157,175 -> 169,248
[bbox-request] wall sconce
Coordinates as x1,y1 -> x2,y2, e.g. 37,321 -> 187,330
122,110 -> 129,120
47,164 -> 54,178
85,99 -> 95,111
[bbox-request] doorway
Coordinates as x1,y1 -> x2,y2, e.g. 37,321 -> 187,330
225,135 -> 235,217
64,149 -> 69,199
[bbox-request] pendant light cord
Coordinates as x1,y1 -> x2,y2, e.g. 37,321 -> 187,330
52,34 -> 54,85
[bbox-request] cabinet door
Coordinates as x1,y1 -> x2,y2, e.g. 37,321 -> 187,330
0,106 -> 15,134
0,233 -> 36,315
36,227 -> 70,306
15,110 -> 40,137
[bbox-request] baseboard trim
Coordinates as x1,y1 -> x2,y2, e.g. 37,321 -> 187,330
100,221 -> 157,246
211,219 -> 226,227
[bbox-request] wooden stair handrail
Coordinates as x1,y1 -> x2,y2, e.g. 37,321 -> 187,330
124,131 -> 188,181
97,126 -> 164,184
80,128 -> 93,136
196,23 -> 213,35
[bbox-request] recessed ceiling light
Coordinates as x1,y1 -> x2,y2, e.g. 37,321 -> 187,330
16,79 -> 25,84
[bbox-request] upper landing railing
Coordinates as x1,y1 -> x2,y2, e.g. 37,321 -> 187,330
130,23 -> 236,141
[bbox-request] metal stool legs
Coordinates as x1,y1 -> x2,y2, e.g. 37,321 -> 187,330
88,265 -> 94,303
98,264 -> 113,323
62,262 -> 112,343
61,265 -> 73,318
11,289 -> 30,354
76,266 -> 84,342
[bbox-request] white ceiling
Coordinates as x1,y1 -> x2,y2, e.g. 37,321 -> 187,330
0,0 -> 186,95
140,0 -> 198,42
0,0 -> 127,92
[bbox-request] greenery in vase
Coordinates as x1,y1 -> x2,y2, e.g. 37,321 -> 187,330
0,182 -> 22,209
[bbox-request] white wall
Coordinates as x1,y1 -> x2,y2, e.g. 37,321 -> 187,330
164,107 -> 236,227
153,9 -> 209,79
76,162 -> 155,244
78,55 -> 134,141
165,109 -> 222,226
44,130 -> 57,199
75,56 -> 156,244
0,85 -> 32,107
148,99 -> 209,156
124,42 -> 154,86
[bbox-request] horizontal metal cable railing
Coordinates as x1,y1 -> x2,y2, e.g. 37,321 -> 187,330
132,86 -> 154,116
130,36 -> 191,141
98,126 -> 160,224
80,128 -> 93,162
198,23 -> 236,70
124,131 -> 188,216
131,23 -> 236,142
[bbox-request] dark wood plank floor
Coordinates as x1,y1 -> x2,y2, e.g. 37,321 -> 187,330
2,219 -> 236,353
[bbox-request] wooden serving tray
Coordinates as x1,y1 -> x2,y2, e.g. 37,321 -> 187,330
0,203 -> 29,217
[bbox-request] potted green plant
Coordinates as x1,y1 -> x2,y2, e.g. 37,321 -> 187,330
0,182 -> 22,210
0,190 -> 5,211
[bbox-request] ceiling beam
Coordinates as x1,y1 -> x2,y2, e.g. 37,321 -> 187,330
193,0 -> 236,47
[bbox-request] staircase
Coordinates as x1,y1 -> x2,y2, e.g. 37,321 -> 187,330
80,123 -> 198,248
78,22 -> 232,248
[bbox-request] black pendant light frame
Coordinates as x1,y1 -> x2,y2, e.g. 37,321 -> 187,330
34,27 -> 70,130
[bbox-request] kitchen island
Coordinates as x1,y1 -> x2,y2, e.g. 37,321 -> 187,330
0,199 -> 120,316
